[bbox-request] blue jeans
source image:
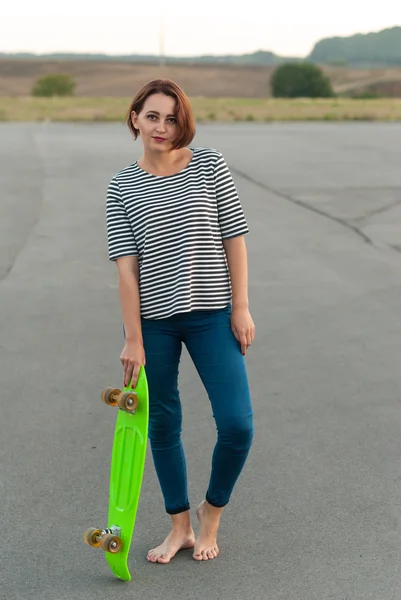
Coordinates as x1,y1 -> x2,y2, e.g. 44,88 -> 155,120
139,304 -> 254,515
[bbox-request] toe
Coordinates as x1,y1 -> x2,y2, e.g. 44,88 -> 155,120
202,550 -> 209,561
207,550 -> 214,559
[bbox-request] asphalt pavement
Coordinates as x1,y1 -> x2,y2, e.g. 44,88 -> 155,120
0,122 -> 400,600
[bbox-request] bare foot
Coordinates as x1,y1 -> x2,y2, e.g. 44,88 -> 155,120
193,500 -> 222,561
147,527 -> 195,564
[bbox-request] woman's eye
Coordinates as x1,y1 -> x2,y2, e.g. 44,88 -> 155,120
147,115 -> 176,123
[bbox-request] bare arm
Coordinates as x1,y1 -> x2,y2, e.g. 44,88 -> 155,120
223,235 -> 249,309
116,256 -> 142,343
223,236 -> 255,355
116,256 -> 145,387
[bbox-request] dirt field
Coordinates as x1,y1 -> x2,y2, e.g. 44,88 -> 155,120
1,59 -> 401,98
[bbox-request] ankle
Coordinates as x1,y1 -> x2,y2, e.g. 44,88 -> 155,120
170,510 -> 193,532
204,499 -> 223,514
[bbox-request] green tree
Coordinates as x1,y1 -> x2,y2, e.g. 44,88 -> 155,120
32,73 -> 76,97
271,62 -> 334,98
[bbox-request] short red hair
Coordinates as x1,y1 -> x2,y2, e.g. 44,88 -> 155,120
126,79 -> 196,150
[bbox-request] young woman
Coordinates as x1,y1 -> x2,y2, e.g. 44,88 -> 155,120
106,79 -> 255,564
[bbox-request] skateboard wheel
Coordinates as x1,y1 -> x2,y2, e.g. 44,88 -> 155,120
101,387 -> 121,407
117,392 -> 138,412
100,533 -> 123,554
83,528 -> 103,547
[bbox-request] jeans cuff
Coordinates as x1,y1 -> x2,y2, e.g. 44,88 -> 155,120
166,503 -> 190,515
205,493 -> 228,509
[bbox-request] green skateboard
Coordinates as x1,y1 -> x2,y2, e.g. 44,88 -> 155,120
84,365 -> 149,581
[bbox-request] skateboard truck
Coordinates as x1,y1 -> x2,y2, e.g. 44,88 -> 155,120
84,526 -> 123,554
102,526 -> 121,538
101,387 -> 138,413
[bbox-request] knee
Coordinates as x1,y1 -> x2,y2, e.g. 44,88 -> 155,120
148,422 -> 182,450
218,416 -> 254,451
148,404 -> 182,448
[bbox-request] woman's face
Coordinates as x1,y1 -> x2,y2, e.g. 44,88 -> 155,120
131,93 -> 178,152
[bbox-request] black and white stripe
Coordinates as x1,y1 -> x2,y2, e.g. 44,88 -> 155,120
106,147 -> 249,319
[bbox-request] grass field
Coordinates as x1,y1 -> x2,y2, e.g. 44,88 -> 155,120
1,96 -> 401,122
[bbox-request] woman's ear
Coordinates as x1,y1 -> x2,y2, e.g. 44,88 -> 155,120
131,111 -> 139,130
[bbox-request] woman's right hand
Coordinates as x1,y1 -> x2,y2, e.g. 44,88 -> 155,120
120,340 -> 146,389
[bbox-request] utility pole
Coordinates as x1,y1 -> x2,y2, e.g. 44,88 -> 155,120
159,15 -> 165,67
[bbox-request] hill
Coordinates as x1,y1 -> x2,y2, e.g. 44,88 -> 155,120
308,26 -> 401,66
1,26 -> 400,68
1,26 -> 401,98
0,50 -> 298,66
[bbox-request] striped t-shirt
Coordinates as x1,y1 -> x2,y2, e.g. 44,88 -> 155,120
106,147 -> 249,320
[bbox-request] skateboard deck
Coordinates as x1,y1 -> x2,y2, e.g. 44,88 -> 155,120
84,365 -> 149,581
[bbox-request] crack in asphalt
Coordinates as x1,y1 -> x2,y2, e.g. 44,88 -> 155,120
230,166 -> 401,253
0,130 -> 46,284
352,197 -> 401,222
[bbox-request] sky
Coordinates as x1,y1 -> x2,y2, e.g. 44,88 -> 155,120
2,1 -> 400,58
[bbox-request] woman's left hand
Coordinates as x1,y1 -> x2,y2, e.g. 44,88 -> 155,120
231,307 -> 255,355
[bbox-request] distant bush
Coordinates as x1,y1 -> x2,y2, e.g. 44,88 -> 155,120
271,63 -> 334,98
32,73 -> 76,97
